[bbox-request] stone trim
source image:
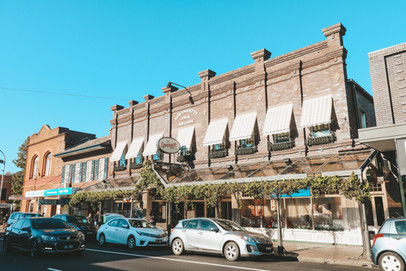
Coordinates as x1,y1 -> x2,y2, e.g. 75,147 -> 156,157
368,42 -> 406,58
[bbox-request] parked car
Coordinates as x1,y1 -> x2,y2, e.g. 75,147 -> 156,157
97,217 -> 168,249
3,217 -> 85,257
169,218 -> 273,261
6,212 -> 43,229
53,214 -> 97,240
102,213 -> 125,224
372,218 -> 406,271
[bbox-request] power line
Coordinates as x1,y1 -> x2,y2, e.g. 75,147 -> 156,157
0,86 -> 129,102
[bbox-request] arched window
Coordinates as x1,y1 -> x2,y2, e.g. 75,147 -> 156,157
44,152 -> 52,176
31,156 -> 39,178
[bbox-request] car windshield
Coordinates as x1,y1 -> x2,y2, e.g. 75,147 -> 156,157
128,219 -> 155,228
213,219 -> 245,232
23,213 -> 42,218
31,218 -> 70,230
67,216 -> 89,224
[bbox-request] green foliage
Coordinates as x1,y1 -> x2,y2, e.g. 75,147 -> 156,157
12,137 -> 28,170
11,170 -> 24,195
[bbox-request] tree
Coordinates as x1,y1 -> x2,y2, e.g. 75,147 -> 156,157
11,137 -> 28,195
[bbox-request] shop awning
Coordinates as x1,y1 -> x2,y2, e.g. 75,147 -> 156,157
176,126 -> 195,149
203,118 -> 228,146
110,141 -> 128,162
125,137 -> 144,159
229,112 -> 257,141
300,95 -> 333,128
143,133 -> 164,156
263,104 -> 293,135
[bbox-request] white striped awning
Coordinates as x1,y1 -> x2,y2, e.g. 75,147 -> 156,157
229,112 -> 257,141
203,118 -> 228,146
300,95 -> 333,128
110,141 -> 128,162
125,137 -> 144,159
143,133 -> 164,156
176,126 -> 195,149
263,104 -> 293,135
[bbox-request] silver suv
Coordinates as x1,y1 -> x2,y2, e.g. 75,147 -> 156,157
169,218 -> 273,261
372,218 -> 406,271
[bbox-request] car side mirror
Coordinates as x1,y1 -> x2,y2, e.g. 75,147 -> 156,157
210,227 -> 219,233
21,227 -> 31,233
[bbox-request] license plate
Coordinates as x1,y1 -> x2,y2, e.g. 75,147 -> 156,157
64,245 -> 74,249
87,232 -> 93,234
265,246 -> 272,250
155,239 -> 164,243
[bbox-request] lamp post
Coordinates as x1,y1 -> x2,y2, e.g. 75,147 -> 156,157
0,150 -> 6,203
167,82 -> 194,104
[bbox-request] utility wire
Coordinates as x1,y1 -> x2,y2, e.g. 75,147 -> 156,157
0,86 -> 129,102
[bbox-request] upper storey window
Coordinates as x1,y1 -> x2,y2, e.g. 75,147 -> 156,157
110,141 -> 128,171
176,126 -> 195,162
143,133 -> 164,161
31,155 -> 39,178
263,104 -> 294,151
229,112 -> 258,156
203,118 -> 229,159
301,95 -> 335,146
44,152 -> 52,176
126,137 -> 144,169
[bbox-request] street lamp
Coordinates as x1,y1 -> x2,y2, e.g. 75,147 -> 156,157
0,150 -> 6,203
167,82 -> 194,104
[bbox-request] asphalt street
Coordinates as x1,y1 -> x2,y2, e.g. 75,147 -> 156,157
0,236 -> 376,271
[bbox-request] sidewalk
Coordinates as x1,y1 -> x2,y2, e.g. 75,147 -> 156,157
275,241 -> 375,268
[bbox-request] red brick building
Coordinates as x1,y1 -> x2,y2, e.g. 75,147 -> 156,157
103,23 -> 375,245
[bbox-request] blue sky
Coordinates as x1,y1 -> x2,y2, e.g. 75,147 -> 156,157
0,0 -> 405,173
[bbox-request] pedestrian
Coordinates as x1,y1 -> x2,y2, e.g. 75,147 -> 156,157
2,213 -> 9,229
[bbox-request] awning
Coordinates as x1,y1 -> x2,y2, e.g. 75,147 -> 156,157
176,126 -> 195,149
125,137 -> 144,159
263,104 -> 293,135
110,141 -> 128,162
229,112 -> 257,141
203,118 -> 228,146
301,95 -> 332,128
143,133 -> 164,156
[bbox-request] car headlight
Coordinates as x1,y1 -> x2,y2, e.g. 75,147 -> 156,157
237,234 -> 257,243
41,235 -> 57,242
137,232 -> 153,237
77,232 -> 85,240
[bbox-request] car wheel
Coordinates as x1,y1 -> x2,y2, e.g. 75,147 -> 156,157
224,242 -> 239,261
171,238 -> 184,255
379,252 -> 405,271
3,237 -> 10,253
127,236 -> 136,249
99,233 -> 106,246
29,239 -> 39,258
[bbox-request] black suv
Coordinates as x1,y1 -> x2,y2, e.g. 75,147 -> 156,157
3,217 -> 85,257
53,214 -> 97,240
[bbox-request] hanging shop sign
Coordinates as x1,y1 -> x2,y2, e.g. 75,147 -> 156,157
157,137 -> 180,154
280,188 -> 311,198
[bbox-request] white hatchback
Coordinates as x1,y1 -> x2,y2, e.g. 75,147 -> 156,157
97,218 -> 168,249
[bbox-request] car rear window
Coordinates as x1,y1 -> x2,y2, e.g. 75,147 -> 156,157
395,221 -> 406,234
185,220 -> 198,229
31,218 -> 70,229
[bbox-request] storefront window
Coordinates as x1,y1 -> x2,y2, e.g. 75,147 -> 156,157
313,197 -> 343,231
240,199 -> 270,228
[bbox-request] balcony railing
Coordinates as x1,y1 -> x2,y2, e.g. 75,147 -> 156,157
235,146 -> 257,155
307,133 -> 335,146
114,165 -> 127,171
268,140 -> 295,151
130,163 -> 143,169
208,149 -> 228,159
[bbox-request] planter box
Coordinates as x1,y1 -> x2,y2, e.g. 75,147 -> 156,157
236,146 -> 257,155
268,140 -> 294,151
307,134 -> 335,146
209,150 -> 228,159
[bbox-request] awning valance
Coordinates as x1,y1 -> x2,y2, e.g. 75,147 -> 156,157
263,104 -> 293,135
229,112 -> 257,141
203,118 -> 228,146
176,126 -> 195,149
110,141 -> 128,162
300,95 -> 333,128
125,137 -> 144,159
143,133 -> 164,156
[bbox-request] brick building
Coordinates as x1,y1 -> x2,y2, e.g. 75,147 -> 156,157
360,42 -> 406,227
101,23 -> 376,245
0,173 -> 13,220
21,125 -> 95,217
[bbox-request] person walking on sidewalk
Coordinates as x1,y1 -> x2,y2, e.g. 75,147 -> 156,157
2,213 -> 9,229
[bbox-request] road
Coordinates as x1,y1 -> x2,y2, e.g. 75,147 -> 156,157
0,236 -> 375,271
